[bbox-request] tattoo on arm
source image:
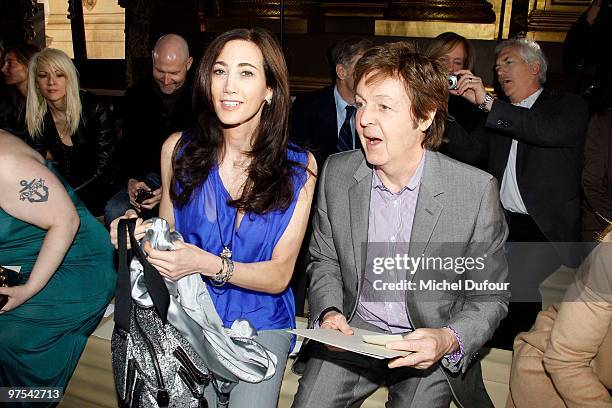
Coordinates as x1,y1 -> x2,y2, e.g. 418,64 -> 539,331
18,178 -> 50,203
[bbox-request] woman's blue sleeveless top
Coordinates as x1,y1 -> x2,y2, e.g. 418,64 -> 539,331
174,140 -> 308,334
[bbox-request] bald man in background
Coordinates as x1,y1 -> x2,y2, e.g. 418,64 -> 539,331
104,33 -> 195,226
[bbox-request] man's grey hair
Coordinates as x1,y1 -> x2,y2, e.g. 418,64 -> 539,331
329,37 -> 373,67
494,38 -> 548,84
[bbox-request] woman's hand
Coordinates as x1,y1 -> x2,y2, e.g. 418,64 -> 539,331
109,209 -> 148,249
0,284 -> 38,313
144,240 -> 219,281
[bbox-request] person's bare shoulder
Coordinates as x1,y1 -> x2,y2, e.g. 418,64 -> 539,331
0,131 -> 44,173
161,132 -> 183,161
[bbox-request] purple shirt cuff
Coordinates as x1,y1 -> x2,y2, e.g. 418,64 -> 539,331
444,326 -> 465,364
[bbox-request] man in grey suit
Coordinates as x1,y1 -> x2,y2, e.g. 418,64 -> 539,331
292,42 -> 510,407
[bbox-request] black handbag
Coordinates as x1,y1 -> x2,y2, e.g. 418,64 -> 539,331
112,219 -> 230,407
111,218 -> 277,408
0,266 -> 24,309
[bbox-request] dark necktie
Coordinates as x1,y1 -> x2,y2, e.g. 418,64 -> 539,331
337,105 -> 356,152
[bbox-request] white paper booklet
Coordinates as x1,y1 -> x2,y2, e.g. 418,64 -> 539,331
288,328 -> 411,359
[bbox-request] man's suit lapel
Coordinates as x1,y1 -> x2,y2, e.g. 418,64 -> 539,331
320,86 -> 339,158
515,89 -> 548,186
348,157 -> 372,285
408,152 -> 444,281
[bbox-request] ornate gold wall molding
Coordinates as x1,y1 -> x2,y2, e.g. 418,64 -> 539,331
83,0 -> 97,11
526,0 -> 589,42
386,0 -> 496,23
376,0 -> 512,40
204,0 -> 512,40
220,0 -> 320,17
320,2 -> 386,17
204,0 -> 318,32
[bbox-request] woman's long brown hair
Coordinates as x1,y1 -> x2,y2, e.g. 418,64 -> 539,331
170,28 -> 303,213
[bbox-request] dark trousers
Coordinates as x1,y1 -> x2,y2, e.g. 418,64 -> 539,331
486,211 -> 561,350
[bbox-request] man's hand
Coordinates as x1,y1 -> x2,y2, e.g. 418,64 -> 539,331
127,178 -> 149,210
139,187 -> 162,210
451,70 -> 489,109
386,328 -> 458,369
319,310 -> 354,351
320,310 -> 354,334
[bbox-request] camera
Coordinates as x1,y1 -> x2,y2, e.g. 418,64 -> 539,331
135,189 -> 154,204
448,74 -> 459,90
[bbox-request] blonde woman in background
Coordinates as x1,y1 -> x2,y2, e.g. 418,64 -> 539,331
426,32 -> 485,132
426,32 -> 487,167
427,31 -> 475,74
26,48 -> 116,215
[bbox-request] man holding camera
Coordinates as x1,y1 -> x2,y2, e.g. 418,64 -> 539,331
449,38 -> 589,348
104,33 -> 195,226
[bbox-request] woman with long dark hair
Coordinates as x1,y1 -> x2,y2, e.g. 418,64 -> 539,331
111,28 -> 316,407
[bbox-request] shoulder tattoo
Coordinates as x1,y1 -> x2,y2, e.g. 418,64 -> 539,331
19,178 -> 49,203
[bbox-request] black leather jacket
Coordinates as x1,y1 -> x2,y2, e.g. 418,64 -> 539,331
0,87 -> 30,142
41,90 -> 116,213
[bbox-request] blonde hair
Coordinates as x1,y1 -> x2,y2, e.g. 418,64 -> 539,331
26,48 -> 81,139
426,32 -> 475,72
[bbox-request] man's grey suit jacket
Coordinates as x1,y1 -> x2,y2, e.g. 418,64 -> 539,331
307,149 -> 510,406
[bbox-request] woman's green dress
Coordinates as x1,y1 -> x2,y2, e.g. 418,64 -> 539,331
0,162 -> 116,399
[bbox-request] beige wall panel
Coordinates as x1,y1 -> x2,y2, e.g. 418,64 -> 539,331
46,0 -> 125,59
